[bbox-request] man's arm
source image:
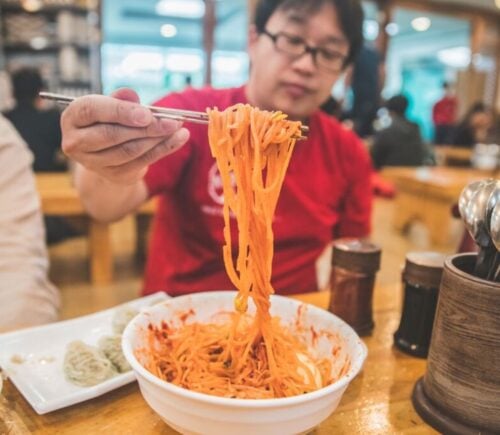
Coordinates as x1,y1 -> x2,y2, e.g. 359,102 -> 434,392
74,163 -> 149,222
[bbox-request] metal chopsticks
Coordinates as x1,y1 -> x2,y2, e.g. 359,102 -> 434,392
40,92 -> 208,124
39,92 -> 309,138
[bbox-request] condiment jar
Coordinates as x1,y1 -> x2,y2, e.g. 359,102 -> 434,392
394,252 -> 446,358
328,239 -> 381,336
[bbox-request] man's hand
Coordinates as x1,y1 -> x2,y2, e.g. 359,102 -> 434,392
61,88 -> 189,184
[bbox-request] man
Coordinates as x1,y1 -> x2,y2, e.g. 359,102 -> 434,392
5,67 -> 79,245
61,0 -> 372,296
371,95 -> 428,169
4,67 -> 66,172
0,114 -> 60,331
349,43 -> 382,138
432,82 -> 458,144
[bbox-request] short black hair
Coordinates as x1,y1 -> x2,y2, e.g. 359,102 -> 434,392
11,67 -> 44,103
254,0 -> 364,67
386,95 -> 408,116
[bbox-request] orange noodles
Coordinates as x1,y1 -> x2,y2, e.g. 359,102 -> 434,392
208,104 -> 301,319
140,104 -> 335,398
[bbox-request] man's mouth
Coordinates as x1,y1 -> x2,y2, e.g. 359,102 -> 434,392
281,82 -> 312,99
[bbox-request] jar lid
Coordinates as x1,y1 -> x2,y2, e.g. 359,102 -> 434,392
403,252 -> 446,289
332,238 -> 381,274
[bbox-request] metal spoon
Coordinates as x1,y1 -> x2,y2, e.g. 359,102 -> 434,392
486,181 -> 500,232
485,184 -> 500,281
458,180 -> 485,221
491,201 -> 500,251
465,179 -> 497,279
490,202 -> 500,282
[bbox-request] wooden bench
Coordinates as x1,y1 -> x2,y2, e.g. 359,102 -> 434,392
36,172 -> 156,286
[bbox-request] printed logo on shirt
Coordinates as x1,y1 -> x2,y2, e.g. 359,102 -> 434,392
203,163 -> 236,218
207,162 -> 225,205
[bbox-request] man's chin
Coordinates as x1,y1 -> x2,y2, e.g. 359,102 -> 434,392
273,99 -> 315,121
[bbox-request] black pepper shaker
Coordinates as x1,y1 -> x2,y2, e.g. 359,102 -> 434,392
328,239 -> 381,336
394,252 -> 446,358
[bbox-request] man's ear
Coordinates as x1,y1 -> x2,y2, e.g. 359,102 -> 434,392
248,24 -> 259,56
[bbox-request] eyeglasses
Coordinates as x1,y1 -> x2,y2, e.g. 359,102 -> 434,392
262,29 -> 347,73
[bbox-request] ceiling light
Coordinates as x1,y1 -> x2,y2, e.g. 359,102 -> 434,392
437,46 -> 470,68
30,36 -> 48,50
411,17 -> 431,32
385,23 -> 399,36
160,24 -> 177,38
155,0 -> 205,19
472,53 -> 494,70
363,20 -> 379,41
120,52 -> 164,73
165,53 -> 203,73
213,56 -> 244,74
495,0 -> 500,9
21,0 -> 42,12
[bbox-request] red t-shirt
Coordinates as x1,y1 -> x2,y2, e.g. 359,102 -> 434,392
143,85 -> 372,296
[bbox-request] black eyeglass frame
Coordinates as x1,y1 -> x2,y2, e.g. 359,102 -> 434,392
261,29 -> 348,73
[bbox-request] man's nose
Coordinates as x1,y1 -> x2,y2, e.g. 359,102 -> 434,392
290,50 -> 317,74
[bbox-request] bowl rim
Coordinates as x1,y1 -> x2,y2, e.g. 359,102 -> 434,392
122,291 -> 368,408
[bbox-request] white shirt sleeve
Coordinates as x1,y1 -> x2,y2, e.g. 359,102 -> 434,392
0,115 -> 60,331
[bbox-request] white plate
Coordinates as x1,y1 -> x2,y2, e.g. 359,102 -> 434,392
0,292 -> 169,414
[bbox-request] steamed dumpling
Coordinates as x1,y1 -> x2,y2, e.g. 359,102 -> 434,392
112,305 -> 138,334
98,335 -> 131,373
64,340 -> 117,387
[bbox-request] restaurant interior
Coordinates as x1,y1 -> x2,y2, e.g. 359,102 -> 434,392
0,0 -> 499,433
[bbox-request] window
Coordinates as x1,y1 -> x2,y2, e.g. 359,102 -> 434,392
101,0 -> 205,103
101,0 -> 249,102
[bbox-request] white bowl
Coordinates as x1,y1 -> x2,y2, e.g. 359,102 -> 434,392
122,291 -> 367,435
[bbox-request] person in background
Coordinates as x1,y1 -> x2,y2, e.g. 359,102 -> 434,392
450,102 -> 494,148
59,0 -> 372,297
4,67 -> 66,172
348,43 -> 382,138
4,68 -> 80,245
0,114 -> 60,332
432,82 -> 458,144
371,95 -> 429,169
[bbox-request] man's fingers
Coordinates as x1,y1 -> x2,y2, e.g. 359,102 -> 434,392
63,94 -> 153,128
87,136 -> 165,168
105,128 -> 190,178
67,118 -> 183,153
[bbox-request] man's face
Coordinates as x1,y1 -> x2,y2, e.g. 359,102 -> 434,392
247,2 -> 349,120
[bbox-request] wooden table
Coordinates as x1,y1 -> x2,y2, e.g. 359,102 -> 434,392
381,166 -> 497,245
36,173 -> 156,286
434,146 -> 473,167
0,287 -> 437,434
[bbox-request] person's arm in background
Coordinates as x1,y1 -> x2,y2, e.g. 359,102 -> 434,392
0,115 -> 60,331
370,130 -> 389,170
61,88 -> 189,222
48,109 -> 68,171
